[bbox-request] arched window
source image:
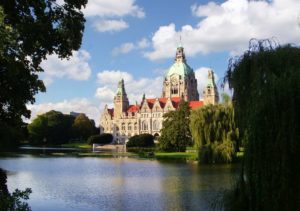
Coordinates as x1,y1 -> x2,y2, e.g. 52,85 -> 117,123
134,122 -> 138,131
121,123 -> 126,131
153,120 -> 160,131
171,86 -> 178,94
128,123 -> 132,131
142,120 -> 148,131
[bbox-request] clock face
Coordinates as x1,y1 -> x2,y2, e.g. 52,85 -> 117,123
171,76 -> 177,85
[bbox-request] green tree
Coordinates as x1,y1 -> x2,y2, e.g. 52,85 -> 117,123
0,168 -> 32,210
0,0 -> 87,148
72,114 -> 95,141
28,110 -> 74,145
224,40 -> 300,210
159,100 -> 192,152
126,134 -> 154,148
190,104 -> 239,163
87,134 -> 113,145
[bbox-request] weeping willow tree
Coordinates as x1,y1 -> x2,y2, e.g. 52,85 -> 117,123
223,39 -> 300,210
190,103 -> 239,163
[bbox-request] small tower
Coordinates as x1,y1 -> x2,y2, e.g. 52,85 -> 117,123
203,70 -> 219,105
114,79 -> 129,118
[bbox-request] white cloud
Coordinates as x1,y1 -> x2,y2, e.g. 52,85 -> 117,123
145,0 -> 300,60
112,43 -> 135,55
95,86 -> 116,102
112,38 -> 150,56
27,98 -> 101,125
83,0 -> 145,33
93,19 -> 129,32
41,50 -> 92,85
95,70 -> 163,105
137,38 -> 150,49
83,0 -> 145,18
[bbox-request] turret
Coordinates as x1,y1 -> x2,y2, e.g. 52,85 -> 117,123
114,79 -> 129,117
203,70 -> 219,105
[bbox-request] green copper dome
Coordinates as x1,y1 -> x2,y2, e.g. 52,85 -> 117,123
165,46 -> 194,78
166,62 -> 193,77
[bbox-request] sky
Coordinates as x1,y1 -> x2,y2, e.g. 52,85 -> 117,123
27,0 -> 300,125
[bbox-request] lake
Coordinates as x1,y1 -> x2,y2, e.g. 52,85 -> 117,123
0,150 -> 238,211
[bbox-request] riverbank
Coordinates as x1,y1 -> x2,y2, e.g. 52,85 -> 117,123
15,144 -> 243,162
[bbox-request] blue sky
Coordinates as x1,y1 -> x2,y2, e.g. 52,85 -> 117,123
28,0 -> 300,124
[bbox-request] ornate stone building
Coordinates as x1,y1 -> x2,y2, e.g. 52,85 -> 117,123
100,46 -> 219,143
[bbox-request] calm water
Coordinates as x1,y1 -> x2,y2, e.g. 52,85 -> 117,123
0,152 -> 238,211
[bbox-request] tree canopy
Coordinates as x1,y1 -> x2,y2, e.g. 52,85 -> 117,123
0,0 -> 87,148
28,110 -> 75,145
126,134 -> 154,148
27,111 -> 98,145
87,134 -> 113,145
190,104 -> 239,163
224,40 -> 300,210
159,100 -> 192,152
72,113 -> 95,141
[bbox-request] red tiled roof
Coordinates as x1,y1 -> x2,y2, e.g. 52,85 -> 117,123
145,97 -> 182,109
127,105 -> 140,113
189,101 -> 204,109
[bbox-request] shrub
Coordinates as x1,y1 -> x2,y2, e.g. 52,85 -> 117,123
126,134 -> 154,148
87,133 -> 113,145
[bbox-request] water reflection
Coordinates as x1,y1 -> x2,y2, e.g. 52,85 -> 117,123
0,155 -> 238,210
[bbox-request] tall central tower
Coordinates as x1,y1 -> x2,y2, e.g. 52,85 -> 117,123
162,45 -> 199,101
114,79 -> 129,118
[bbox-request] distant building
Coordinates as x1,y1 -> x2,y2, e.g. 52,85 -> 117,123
100,45 -> 219,143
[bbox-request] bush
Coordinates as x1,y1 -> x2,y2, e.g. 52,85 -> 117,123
126,134 -> 154,148
87,133 -> 113,145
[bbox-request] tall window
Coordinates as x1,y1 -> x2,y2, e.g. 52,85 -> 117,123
171,86 -> 178,94
128,123 -> 132,131
153,120 -> 160,131
134,122 -> 138,131
121,123 -> 126,131
142,120 -> 148,131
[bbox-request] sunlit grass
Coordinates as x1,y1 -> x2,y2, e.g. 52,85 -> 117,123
61,143 -> 91,149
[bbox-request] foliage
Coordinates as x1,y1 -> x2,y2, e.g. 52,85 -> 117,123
28,111 -> 98,145
72,114 -> 96,141
87,134 -> 113,145
126,134 -> 154,148
224,40 -> 300,210
159,100 -> 193,152
190,104 -> 239,163
28,110 -> 75,145
0,0 -> 87,149
0,168 -> 32,210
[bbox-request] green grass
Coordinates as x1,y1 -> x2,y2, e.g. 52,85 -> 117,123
236,151 -> 244,158
61,143 -> 91,149
155,152 -> 197,160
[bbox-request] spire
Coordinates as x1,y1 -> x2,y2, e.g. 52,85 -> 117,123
116,78 -> 126,96
206,69 -> 216,88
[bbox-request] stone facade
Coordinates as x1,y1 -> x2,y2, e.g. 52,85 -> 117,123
100,46 -> 219,143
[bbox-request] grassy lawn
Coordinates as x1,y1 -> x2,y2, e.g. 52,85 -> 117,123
61,142 -> 91,149
155,152 -> 197,160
